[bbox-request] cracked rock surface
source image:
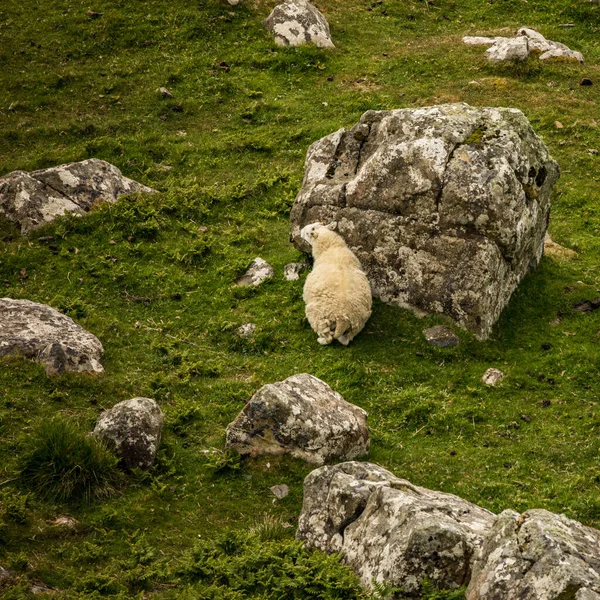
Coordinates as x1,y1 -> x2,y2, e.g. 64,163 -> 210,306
290,103 -> 560,339
265,0 -> 334,48
297,461 -> 495,596
0,158 -> 155,234
0,298 -> 104,375
467,509 -> 600,600
225,374 -> 369,465
94,397 -> 163,470
464,27 -> 584,63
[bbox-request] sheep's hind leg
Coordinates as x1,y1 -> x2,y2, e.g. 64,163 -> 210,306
338,334 -> 351,346
315,320 -> 335,345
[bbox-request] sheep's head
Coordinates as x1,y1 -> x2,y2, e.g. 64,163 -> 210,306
300,222 -> 337,247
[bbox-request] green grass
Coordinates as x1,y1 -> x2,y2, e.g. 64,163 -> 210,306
0,0 -> 599,597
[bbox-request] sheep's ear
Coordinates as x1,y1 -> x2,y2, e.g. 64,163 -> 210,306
326,221 -> 337,231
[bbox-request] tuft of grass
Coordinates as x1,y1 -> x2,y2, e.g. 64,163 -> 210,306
18,417 -> 123,504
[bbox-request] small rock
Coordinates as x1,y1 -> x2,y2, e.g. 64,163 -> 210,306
423,325 -> 460,348
580,78 -> 594,86
283,262 -> 308,281
265,0 -> 335,48
236,323 -> 256,337
520,414 -> 531,423
30,582 -> 55,595
270,484 -> 289,499
87,9 -> 103,18
0,298 -> 104,376
482,368 -> 504,386
236,258 -> 274,286
93,397 -> 164,470
158,87 -> 173,98
225,374 -> 369,465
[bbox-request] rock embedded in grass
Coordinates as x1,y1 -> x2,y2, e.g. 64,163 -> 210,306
423,325 -> 460,348
93,397 -> 163,470
297,461 -> 496,595
290,103 -> 560,339
482,367 -> 504,386
236,257 -> 274,286
467,509 -> 600,599
236,323 -> 257,337
0,158 -> 155,234
264,0 -> 335,48
283,262 -> 308,281
225,373 -> 369,465
0,298 -> 104,375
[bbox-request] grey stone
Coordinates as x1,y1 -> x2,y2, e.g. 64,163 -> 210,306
297,461 -> 495,596
485,37 -> 529,62
482,368 -> 504,386
423,325 -> 460,348
94,397 -> 163,470
0,158 -> 155,234
467,509 -> 600,600
225,373 -> 369,465
265,0 -> 334,48
270,484 -> 290,499
236,257 -> 274,286
284,262 -> 308,281
290,103 -> 559,339
236,323 -> 256,337
0,298 -> 104,375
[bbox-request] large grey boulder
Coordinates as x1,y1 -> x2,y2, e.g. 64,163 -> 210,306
225,374 -> 369,465
265,0 -> 335,48
467,509 -> 600,600
0,298 -> 103,375
297,462 -> 495,595
93,397 -> 163,470
0,158 -> 155,234
290,103 -> 560,339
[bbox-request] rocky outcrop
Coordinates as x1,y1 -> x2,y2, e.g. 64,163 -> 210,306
0,298 -> 104,375
290,103 -> 560,339
467,509 -> 600,600
236,258 -> 274,286
297,462 -> 495,595
463,28 -> 584,63
265,0 -> 334,48
225,374 -> 369,465
93,398 -> 163,470
0,159 -> 155,234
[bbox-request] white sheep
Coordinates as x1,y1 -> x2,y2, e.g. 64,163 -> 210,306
301,222 -> 372,345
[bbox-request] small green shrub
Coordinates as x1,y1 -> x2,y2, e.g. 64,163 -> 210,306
19,417 -> 123,504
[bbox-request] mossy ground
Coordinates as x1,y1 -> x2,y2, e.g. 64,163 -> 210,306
0,0 -> 599,597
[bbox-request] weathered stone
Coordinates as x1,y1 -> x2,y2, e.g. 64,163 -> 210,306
49,515 -> 80,530
297,462 -> 495,595
284,262 -> 308,281
544,232 -> 577,260
485,37 -> 529,62
0,298 -> 104,375
290,103 -> 560,339
93,397 -> 163,470
463,28 -> 583,63
265,0 -> 334,48
0,159 -> 155,234
467,509 -> 600,600
423,325 -> 460,348
236,323 -> 256,337
270,484 -> 290,499
236,257 -> 274,286
482,368 -> 504,386
225,374 -> 369,465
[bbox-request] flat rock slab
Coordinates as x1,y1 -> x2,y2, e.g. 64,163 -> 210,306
423,325 -> 460,348
467,509 -> 600,599
297,462 -> 495,595
236,257 -> 274,286
225,373 -> 369,465
290,103 -> 560,339
0,298 -> 104,375
265,0 -> 334,48
94,397 -> 163,470
463,28 -> 584,63
0,158 -> 155,234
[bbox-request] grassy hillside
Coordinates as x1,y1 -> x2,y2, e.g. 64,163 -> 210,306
0,0 -> 599,597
